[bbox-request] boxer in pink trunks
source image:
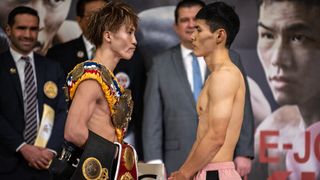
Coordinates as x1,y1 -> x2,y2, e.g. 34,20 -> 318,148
169,2 -> 245,180
194,162 -> 241,180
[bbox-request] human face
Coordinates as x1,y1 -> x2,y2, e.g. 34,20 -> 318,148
77,0 -> 106,38
174,5 -> 202,49
0,0 -> 71,55
109,24 -> 137,60
6,14 -> 39,55
257,1 -> 320,105
191,19 -> 215,57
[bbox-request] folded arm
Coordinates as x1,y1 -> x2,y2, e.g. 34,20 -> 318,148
64,80 -> 101,147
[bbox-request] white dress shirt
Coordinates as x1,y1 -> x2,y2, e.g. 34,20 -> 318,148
180,44 -> 207,92
10,48 -> 40,151
82,35 -> 95,59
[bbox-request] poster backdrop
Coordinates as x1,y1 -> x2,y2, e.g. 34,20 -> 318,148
1,0 -> 319,179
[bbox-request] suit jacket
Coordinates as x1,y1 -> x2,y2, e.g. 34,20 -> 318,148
142,45 -> 254,174
114,49 -> 147,160
0,50 -> 67,174
46,35 -> 88,75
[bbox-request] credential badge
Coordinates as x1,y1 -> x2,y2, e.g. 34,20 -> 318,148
44,81 -> 58,99
77,50 -> 85,58
10,68 -> 17,74
115,72 -> 130,88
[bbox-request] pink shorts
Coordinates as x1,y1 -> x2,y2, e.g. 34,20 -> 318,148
193,162 -> 241,180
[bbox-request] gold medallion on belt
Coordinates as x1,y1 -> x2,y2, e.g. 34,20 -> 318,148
123,146 -> 134,171
120,172 -> 134,180
82,157 -> 108,180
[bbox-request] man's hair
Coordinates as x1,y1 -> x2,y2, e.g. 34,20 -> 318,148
196,2 -> 239,48
174,0 -> 206,24
7,6 -> 39,26
76,0 -> 108,17
87,1 -> 138,48
257,0 -> 320,7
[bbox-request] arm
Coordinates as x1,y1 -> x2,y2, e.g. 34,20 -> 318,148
170,131 -> 201,176
0,62 -> 25,152
247,77 -> 271,125
229,50 -> 254,176
0,114 -> 24,152
64,80 -> 102,147
142,59 -> 164,162
176,71 -> 241,179
0,100 -> 54,170
229,50 -> 254,159
23,63 -> 67,170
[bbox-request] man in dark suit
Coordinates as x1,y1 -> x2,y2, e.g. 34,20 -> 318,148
46,0 -> 107,75
142,0 -> 254,176
0,6 -> 67,179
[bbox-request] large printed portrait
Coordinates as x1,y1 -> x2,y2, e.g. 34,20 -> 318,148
134,1 -> 320,179
0,0 -> 81,55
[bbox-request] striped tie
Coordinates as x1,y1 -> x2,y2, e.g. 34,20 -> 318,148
22,56 -> 38,144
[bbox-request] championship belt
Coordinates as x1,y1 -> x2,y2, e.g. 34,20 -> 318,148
49,140 -> 83,179
63,61 -> 137,179
70,131 -> 138,180
71,131 -> 117,180
113,142 -> 138,180
66,61 -> 133,143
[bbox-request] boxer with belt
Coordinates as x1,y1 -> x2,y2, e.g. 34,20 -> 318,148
49,1 -> 139,179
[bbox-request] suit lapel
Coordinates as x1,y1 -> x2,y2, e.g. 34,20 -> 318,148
4,51 -> 24,105
171,46 -> 197,107
75,36 -> 88,62
34,54 -> 45,118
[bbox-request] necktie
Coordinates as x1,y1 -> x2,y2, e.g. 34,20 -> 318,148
22,56 -> 38,144
191,53 -> 202,102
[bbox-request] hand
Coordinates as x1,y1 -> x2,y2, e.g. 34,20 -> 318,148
19,144 -> 53,170
40,148 -> 55,168
169,171 -> 179,178
40,148 -> 55,160
234,156 -> 252,177
168,171 -> 189,180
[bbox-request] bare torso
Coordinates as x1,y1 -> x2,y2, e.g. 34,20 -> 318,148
64,79 -> 118,147
87,91 -> 117,143
196,63 -> 245,163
